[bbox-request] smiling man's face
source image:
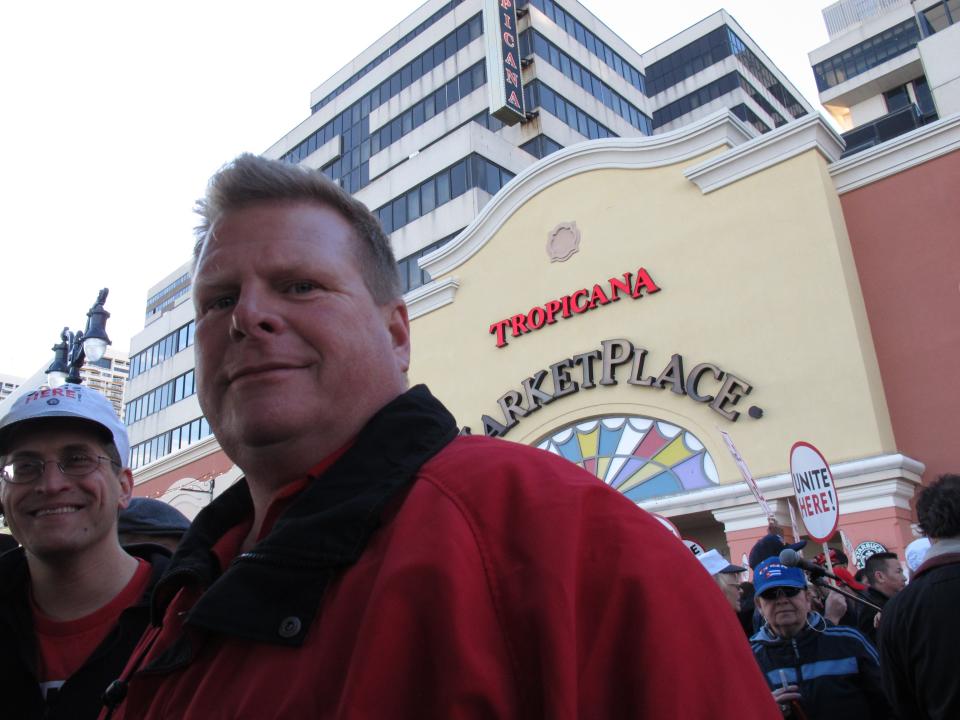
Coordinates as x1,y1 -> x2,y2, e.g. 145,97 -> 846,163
192,200 -> 410,468
0,419 -> 131,561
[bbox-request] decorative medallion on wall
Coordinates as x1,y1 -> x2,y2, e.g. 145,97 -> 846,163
537,416 -> 719,502
546,221 -> 581,262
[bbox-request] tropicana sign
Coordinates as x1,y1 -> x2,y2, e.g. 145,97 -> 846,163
488,267 -> 660,348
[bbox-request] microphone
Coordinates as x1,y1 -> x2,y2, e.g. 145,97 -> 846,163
779,548 -> 840,581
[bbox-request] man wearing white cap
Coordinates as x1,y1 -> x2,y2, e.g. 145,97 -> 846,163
0,384 -> 169,719
698,548 -> 746,613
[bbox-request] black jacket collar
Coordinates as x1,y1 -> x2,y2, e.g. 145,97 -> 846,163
152,384 -> 458,647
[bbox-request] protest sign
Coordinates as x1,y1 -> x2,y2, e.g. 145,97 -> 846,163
720,430 -> 773,519
651,513 -> 681,539
789,441 -> 839,543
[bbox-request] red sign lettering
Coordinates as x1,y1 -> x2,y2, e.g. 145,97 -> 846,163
488,268 -> 662,348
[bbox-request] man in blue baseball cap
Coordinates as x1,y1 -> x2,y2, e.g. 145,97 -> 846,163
749,557 -> 890,719
0,384 -> 169,719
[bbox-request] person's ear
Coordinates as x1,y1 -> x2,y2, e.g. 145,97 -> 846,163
117,468 -> 134,509
385,300 -> 411,374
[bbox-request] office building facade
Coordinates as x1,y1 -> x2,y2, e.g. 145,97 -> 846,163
264,0 -> 810,296
809,0 -> 960,154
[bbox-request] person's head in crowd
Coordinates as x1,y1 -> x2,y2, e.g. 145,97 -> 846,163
747,531 -> 806,569
118,498 -> 191,552
813,547 -> 848,568
0,384 -> 132,562
697,549 -> 745,612
863,551 -> 906,598
854,567 -> 868,584
753,557 -> 810,639
190,153 -> 411,501
814,547 -> 866,591
905,537 -> 931,575
917,473 -> 960,542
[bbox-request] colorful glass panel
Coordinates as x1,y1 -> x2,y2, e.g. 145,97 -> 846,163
537,416 -> 719,501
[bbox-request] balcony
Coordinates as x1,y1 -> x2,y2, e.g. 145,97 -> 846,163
840,103 -> 937,157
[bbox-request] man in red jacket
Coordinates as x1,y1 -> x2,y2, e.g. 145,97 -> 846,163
104,154 -> 780,719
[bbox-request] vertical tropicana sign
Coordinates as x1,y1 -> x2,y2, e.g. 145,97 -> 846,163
484,0 -> 525,124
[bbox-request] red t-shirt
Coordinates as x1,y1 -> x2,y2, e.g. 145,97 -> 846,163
32,558 -> 151,700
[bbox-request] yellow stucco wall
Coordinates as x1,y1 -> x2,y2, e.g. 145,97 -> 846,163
408,143 -> 895,483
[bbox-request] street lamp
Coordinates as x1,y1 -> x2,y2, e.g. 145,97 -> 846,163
46,289 -> 112,386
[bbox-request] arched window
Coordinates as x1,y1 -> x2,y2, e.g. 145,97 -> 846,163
536,416 -> 719,501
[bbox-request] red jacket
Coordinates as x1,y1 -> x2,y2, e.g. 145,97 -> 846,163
105,387 -> 779,719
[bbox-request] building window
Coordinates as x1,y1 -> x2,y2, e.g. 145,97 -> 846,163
372,155 -> 514,235
921,0 -> 960,34
129,320 -> 195,380
526,0 -> 646,94
520,134 -> 563,159
523,30 -> 652,133
129,414 -> 213,470
812,19 -> 921,92
523,81 -> 618,139
397,231 -> 463,295
536,416 -> 719,502
283,11 -> 485,201
883,84 -> 911,112
310,0 -> 466,113
645,26 -> 733,96
729,103 -> 770,134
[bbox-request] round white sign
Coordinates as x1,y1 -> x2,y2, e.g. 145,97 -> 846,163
651,513 -> 681,539
683,539 -> 705,556
853,541 -> 887,569
789,441 -> 839,543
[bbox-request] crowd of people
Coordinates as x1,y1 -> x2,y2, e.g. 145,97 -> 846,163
696,475 -> 960,719
0,153 -> 956,719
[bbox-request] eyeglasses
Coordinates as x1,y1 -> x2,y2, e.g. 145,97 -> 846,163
1,454 -> 120,484
759,586 -> 803,601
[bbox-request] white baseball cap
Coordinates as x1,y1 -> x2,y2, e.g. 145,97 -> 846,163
905,537 -> 932,572
0,384 -> 129,469
698,549 -> 746,576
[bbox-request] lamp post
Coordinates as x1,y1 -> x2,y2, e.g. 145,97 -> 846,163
46,288 -> 112,386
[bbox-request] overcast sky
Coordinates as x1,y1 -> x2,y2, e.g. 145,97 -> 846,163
0,0 -> 833,379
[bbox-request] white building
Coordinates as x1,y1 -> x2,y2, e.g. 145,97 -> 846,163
78,346 -> 130,421
124,0 -> 812,483
809,0 -> 960,154
0,374 -> 24,403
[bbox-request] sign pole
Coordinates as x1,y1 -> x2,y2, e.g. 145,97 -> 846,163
822,542 -> 836,587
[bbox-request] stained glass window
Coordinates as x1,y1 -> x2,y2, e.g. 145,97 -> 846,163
537,417 -> 719,502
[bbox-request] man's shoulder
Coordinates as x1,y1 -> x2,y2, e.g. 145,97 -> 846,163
885,554 -> 960,615
422,434 -> 618,497
412,434 -> 659,543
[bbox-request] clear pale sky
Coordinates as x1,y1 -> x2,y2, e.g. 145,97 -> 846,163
0,0 -> 833,379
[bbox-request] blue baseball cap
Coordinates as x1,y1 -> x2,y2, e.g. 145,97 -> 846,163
753,557 -> 807,596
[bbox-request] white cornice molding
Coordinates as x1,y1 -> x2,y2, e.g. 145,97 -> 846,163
132,434 -> 223,487
830,113 -> 960,194
639,452 -> 924,522
419,110 -> 753,279
684,114 -> 845,194
405,276 -> 460,320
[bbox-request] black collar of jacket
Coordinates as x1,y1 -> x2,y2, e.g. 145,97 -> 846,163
152,384 -> 458,647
